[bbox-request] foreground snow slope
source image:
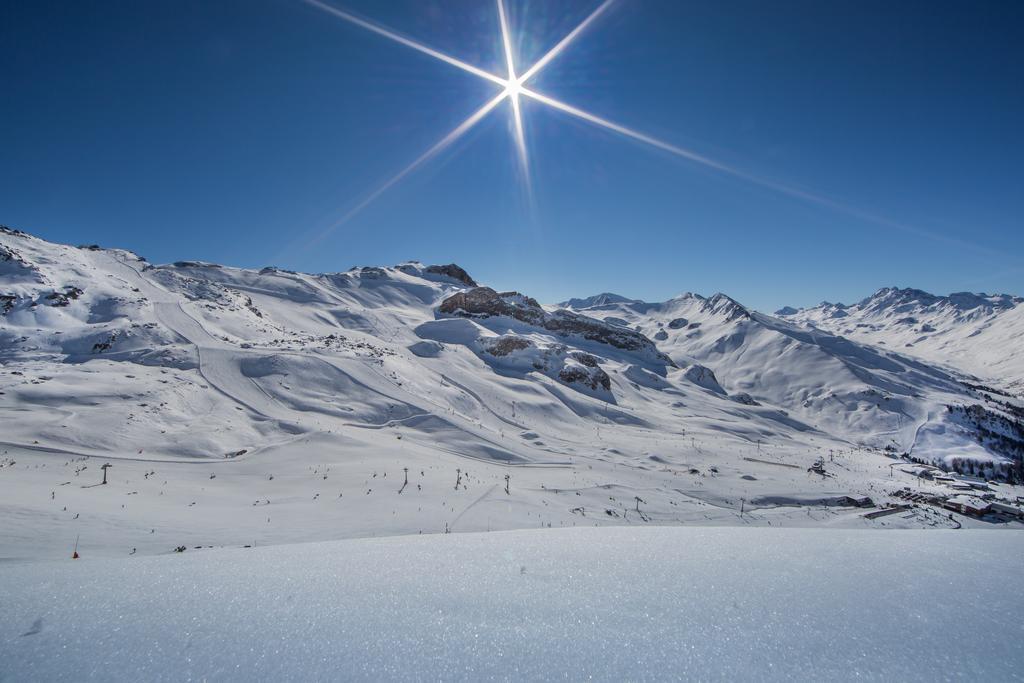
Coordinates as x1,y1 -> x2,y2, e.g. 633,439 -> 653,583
2,527 -> 1022,682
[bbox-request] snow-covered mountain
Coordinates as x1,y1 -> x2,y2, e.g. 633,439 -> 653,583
2,226 -> 1022,560
558,292 -> 642,309
776,287 -> 1024,391
561,290 -> 1021,469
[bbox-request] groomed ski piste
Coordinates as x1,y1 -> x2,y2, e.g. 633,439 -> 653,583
2,226 -> 1023,679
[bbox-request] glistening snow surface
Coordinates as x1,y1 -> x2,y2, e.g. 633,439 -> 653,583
2,527 -> 1023,681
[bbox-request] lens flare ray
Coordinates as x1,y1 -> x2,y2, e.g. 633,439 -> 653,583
497,0 -> 530,193
518,0 -> 616,85
509,94 -> 529,185
520,86 -> 1002,258
307,92 -> 507,245
303,0 -> 506,87
497,0 -> 518,82
521,86 -> 818,200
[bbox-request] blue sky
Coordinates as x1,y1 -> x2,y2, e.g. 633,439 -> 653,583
2,0 -> 1022,311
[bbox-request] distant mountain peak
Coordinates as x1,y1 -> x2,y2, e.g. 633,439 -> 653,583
702,293 -> 750,321
860,286 -> 1021,313
668,292 -> 703,302
859,287 -> 939,310
560,293 -> 640,310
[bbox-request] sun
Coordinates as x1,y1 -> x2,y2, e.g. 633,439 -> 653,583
299,0 -> 900,247
505,78 -> 523,100
300,0 -> 619,228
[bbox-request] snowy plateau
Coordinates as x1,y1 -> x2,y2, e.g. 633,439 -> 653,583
1,225 -> 1023,680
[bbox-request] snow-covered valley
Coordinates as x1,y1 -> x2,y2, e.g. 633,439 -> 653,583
1,225 -> 1023,563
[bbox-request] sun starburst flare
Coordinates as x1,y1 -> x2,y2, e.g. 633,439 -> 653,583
300,0 -> 997,259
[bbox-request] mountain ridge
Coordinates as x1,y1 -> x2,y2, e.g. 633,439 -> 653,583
774,284 -> 1024,391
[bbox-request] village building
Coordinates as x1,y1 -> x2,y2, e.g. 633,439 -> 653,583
990,502 -> 1024,519
942,495 -> 991,517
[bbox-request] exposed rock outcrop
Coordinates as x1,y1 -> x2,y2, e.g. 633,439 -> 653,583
44,286 -> 84,307
733,392 -> 759,406
681,363 -> 726,394
485,336 -> 533,357
559,364 -> 611,391
357,266 -> 388,279
440,287 -> 671,362
426,264 -> 477,287
440,287 -> 541,321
